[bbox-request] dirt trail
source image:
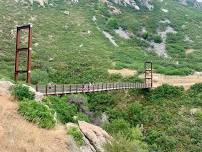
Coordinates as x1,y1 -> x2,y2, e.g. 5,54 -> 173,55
0,94 -> 68,152
152,73 -> 202,90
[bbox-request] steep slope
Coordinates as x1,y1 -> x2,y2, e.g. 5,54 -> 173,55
179,0 -> 202,10
1,0 -> 202,84
0,94 -> 68,152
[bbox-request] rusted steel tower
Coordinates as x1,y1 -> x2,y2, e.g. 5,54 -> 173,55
144,61 -> 153,87
14,24 -> 32,84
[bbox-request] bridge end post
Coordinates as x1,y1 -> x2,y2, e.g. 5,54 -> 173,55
144,61 -> 153,88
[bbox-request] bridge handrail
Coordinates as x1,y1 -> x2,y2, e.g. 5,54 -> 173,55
33,82 -> 152,95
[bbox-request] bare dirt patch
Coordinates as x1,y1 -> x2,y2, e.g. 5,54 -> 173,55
185,48 -> 196,55
0,95 -> 68,152
108,68 -> 137,77
140,73 -> 202,90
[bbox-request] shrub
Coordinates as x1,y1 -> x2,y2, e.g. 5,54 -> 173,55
106,108 -> 126,121
31,69 -> 49,84
11,84 -> 34,101
43,96 -> 77,123
142,32 -> 149,40
126,103 -> 153,126
195,112 -> 202,124
153,35 -> 163,43
68,127 -> 84,146
104,134 -> 148,152
103,119 -> 131,135
68,94 -> 90,114
18,100 -> 55,128
149,84 -> 184,101
188,83 -> 202,96
145,129 -> 162,145
103,119 -> 145,141
106,18 -> 119,29
74,112 -> 90,122
87,92 -> 115,112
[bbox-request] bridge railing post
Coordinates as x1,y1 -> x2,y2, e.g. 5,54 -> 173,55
144,61 -> 153,88
36,84 -> 38,92
63,84 -> 65,94
45,85 -> 48,95
54,84 -> 56,95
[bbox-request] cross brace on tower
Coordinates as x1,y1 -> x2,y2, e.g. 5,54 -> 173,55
14,24 -> 32,84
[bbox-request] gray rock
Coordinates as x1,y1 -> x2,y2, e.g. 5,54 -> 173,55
78,121 -> 112,152
66,123 -> 96,152
0,81 -> 14,95
179,0 -> 202,10
110,0 -> 153,10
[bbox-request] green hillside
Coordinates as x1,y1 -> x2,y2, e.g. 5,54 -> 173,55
1,0 -> 202,84
2,0 -> 202,151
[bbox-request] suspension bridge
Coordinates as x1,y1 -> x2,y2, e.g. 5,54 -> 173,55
14,24 -> 153,96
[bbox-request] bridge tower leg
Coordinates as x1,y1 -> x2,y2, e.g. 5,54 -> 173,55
14,24 -> 32,84
144,62 -> 153,88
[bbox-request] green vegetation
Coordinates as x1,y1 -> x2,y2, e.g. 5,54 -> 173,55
2,0 -> 202,85
18,100 -> 56,128
188,83 -> 202,96
12,81 -> 202,151
11,84 -> 34,101
148,84 -> 184,101
104,133 -> 148,152
98,84 -> 202,151
74,112 -> 90,122
2,0 -> 202,151
68,127 -> 84,146
153,35 -> 163,43
43,96 -> 77,123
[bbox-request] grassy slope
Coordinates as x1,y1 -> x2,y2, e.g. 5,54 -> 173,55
1,0 -> 202,84
1,1 -> 202,151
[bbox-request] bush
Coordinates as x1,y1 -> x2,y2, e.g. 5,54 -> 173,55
103,119 -> 131,135
87,92 -> 115,112
18,100 -> 56,128
43,96 -> 77,123
106,18 -> 119,29
126,103 -> 153,126
106,108 -> 126,121
68,127 -> 84,146
11,84 -> 34,101
103,119 -> 145,141
104,134 -> 148,152
195,112 -> 202,124
74,112 -> 90,122
188,83 -> 202,96
142,32 -> 149,40
68,94 -> 89,113
149,84 -> 184,101
31,69 -> 49,84
153,35 -> 163,43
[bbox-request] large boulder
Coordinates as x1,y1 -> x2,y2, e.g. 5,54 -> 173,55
0,81 -> 14,95
102,0 -> 153,10
78,121 -> 111,152
66,123 -> 96,152
179,0 -> 202,10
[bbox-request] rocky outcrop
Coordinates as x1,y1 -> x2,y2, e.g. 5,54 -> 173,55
66,121 -> 111,152
179,0 -> 202,10
0,81 -> 14,95
78,121 -> 111,152
108,0 -> 153,10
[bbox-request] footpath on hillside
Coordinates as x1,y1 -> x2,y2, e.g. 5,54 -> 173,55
151,73 -> 202,90
0,91 -> 68,152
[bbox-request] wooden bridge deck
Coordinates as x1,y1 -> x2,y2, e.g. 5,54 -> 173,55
34,82 -> 152,95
